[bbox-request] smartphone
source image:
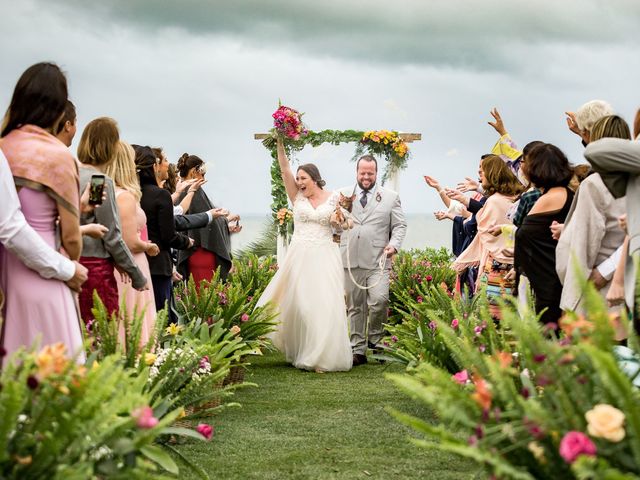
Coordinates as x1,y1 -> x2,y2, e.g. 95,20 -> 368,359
89,174 -> 106,205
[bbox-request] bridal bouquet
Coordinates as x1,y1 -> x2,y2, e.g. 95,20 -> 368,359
272,103 -> 308,140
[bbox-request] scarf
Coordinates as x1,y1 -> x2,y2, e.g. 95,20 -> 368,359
1,125 -> 79,216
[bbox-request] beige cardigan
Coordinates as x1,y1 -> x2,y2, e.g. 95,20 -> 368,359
556,173 -> 626,312
453,193 -> 516,290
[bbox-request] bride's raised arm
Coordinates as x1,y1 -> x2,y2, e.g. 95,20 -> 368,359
276,137 -> 299,203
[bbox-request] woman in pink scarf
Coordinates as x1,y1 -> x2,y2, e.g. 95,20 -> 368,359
0,63 -> 84,361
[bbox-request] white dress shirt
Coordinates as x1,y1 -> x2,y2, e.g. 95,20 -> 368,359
0,149 -> 74,281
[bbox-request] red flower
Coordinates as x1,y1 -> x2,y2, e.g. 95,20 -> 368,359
196,423 -> 214,440
559,431 -> 596,463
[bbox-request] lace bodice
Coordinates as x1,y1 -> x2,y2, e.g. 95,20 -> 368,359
291,191 -> 338,246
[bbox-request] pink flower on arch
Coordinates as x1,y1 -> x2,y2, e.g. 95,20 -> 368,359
559,431 -> 596,463
241,313 -> 250,323
451,318 -> 459,329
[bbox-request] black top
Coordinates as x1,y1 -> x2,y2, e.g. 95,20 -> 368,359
140,183 -> 191,276
515,188 -> 574,324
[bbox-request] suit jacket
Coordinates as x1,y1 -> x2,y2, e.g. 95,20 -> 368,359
140,183 -> 191,277
339,184 -> 406,270
584,138 -> 640,308
175,212 -> 210,231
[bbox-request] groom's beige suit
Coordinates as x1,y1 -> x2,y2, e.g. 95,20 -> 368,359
339,183 -> 407,355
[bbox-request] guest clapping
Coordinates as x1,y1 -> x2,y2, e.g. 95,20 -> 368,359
104,141 -> 159,342
134,145 -> 193,313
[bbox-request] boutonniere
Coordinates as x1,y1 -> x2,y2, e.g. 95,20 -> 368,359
375,192 -> 382,202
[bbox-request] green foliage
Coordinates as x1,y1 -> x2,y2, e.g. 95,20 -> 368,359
388,248 -> 457,325
89,292 -> 168,369
175,262 -> 278,349
387,283 -> 640,479
0,347 -> 188,479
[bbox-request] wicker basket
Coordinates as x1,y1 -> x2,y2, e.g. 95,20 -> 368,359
173,406 -> 195,429
222,361 -> 246,386
194,379 -> 225,412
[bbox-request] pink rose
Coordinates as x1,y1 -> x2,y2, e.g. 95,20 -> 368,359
196,423 -> 214,440
559,431 -> 597,463
132,406 -> 159,429
241,313 -> 250,323
452,369 -> 469,385
451,318 -> 459,329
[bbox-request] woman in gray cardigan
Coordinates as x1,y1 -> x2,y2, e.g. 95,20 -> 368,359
77,118 -> 148,322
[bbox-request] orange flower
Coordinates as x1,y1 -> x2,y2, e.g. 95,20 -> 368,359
560,314 -> 594,338
471,375 -> 492,410
494,351 -> 513,368
35,343 -> 69,380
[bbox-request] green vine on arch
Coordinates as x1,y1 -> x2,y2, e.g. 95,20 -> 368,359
262,129 -> 410,235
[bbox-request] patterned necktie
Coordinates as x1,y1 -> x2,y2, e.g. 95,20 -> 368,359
360,190 -> 368,208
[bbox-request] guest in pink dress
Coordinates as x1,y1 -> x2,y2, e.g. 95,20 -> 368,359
0,63 -> 84,361
105,141 -> 159,345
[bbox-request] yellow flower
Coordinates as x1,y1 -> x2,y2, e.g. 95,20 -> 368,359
91,360 -> 100,372
35,343 -> 69,379
57,385 -> 70,395
527,442 -> 545,462
177,407 -> 186,419
14,455 -> 32,466
165,323 -> 183,336
586,404 -> 626,442
145,353 -> 157,366
230,325 -> 242,336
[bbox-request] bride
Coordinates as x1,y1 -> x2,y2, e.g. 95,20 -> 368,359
257,138 -> 353,372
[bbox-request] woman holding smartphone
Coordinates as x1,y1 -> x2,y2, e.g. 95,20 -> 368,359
77,117 -> 148,323
175,153 -> 241,286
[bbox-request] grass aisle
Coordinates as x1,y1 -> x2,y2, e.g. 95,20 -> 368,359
175,352 -> 480,479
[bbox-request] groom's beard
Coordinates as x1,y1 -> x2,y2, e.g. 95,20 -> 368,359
357,181 -> 376,192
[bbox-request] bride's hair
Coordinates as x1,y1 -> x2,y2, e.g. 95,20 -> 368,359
177,153 -> 204,178
297,163 -> 326,188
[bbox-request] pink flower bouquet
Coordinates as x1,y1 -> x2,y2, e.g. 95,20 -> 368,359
272,103 -> 308,140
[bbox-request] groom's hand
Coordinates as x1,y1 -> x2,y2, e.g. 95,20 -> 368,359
383,245 -> 397,258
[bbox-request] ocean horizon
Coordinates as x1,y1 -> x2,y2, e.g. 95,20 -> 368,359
230,214 -> 452,253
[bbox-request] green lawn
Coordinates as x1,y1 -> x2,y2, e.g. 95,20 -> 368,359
173,352 -> 481,479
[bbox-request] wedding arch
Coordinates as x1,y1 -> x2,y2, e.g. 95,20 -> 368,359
254,129 -> 421,261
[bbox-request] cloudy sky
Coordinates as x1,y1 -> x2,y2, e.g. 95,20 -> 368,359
2,0 -> 639,215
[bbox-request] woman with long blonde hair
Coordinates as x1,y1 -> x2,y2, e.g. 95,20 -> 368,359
105,141 -> 159,343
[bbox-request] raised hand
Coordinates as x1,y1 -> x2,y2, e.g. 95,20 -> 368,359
456,177 -> 479,193
565,111 -> 590,144
176,178 -> 196,193
488,108 -> 507,136
423,175 -> 441,190
208,207 -> 229,218
445,188 -> 469,207
188,178 -> 206,193
434,210 -> 447,221
80,183 -> 106,213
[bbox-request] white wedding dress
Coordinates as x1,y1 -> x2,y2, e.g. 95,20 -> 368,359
257,191 -> 353,372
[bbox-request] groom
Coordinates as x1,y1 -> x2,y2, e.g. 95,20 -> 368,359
340,155 -> 407,366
